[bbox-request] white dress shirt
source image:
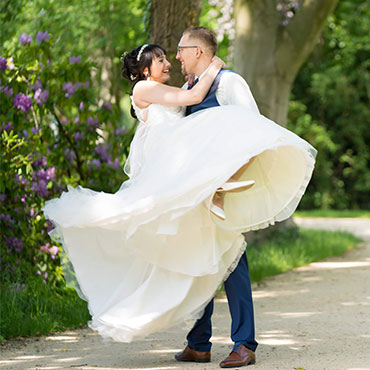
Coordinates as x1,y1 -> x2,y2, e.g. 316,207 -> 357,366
183,69 -> 260,114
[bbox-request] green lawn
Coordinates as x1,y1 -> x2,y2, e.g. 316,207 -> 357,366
0,228 -> 361,341
0,279 -> 90,341
247,228 -> 361,282
294,209 -> 370,218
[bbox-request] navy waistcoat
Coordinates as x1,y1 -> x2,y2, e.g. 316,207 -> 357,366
185,68 -> 234,116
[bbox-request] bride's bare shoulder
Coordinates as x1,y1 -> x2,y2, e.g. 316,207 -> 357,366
132,81 -> 159,108
133,80 -> 160,94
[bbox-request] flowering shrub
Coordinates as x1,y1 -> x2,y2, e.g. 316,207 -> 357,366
0,31 -> 134,288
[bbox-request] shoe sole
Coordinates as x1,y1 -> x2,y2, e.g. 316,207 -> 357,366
216,182 -> 255,193
219,359 -> 256,368
175,358 -> 211,363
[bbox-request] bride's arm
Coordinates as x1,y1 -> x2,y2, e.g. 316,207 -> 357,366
133,57 -> 224,107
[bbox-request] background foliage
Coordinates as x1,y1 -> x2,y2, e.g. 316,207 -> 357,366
0,0 -> 368,340
288,0 -> 370,210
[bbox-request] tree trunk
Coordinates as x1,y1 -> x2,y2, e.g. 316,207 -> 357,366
233,0 -> 338,242
233,0 -> 339,125
149,0 -> 202,87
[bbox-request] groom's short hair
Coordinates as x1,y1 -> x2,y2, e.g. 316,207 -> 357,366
183,27 -> 218,56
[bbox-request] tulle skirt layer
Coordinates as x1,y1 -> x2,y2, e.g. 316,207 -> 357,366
43,105 -> 316,342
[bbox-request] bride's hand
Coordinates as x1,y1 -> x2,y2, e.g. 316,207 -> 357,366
211,56 -> 226,69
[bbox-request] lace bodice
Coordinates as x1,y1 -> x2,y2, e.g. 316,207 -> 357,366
130,96 -> 185,125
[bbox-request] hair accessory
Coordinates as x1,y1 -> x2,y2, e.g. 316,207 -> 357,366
130,74 -> 135,81
120,51 -> 128,61
137,44 -> 148,61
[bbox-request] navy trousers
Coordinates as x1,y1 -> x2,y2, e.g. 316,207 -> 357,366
186,252 -> 258,352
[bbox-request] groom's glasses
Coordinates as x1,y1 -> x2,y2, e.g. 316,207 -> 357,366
177,46 -> 203,54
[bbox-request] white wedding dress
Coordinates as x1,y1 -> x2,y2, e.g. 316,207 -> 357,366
43,99 -> 316,343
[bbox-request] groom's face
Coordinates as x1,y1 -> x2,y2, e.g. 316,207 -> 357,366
176,34 -> 199,76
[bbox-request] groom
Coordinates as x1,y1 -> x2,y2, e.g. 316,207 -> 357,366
174,27 -> 259,368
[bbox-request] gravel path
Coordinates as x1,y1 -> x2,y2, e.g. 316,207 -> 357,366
1,218 -> 369,370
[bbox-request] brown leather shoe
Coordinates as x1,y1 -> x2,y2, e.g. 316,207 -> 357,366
175,345 -> 211,363
219,344 -> 256,368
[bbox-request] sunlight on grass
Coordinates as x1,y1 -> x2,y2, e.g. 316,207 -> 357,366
247,228 -> 361,283
294,209 -> 370,218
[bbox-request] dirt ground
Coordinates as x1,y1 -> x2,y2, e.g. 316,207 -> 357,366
1,218 -> 369,370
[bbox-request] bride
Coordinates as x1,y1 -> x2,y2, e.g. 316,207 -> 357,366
43,43 -> 316,343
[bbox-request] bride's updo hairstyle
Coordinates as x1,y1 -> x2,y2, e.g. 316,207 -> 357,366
122,44 -> 166,118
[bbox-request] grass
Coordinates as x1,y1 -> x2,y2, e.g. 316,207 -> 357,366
247,228 -> 361,283
294,209 -> 370,218
0,228 -> 362,341
0,279 -> 91,341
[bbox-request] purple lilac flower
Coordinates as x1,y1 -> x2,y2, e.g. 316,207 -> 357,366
43,272 -> 48,279
64,148 -> 76,163
63,82 -> 76,97
33,156 -> 47,167
14,173 -> 29,186
94,144 -> 111,162
79,101 -> 84,111
49,246 -> 59,259
0,214 -> 13,223
0,57 -> 7,71
76,81 -> 89,89
40,243 -> 50,252
13,93 -> 32,112
74,132 -> 83,141
91,159 -> 101,168
87,116 -> 99,129
33,167 -> 55,182
5,236 -> 23,252
5,86 -> 13,97
115,126 -> 127,135
0,85 -> 13,97
46,220 -> 54,232
102,101 -> 113,113
5,122 -> 13,132
19,33 -> 33,45
32,127 -> 40,135
1,122 -> 13,132
46,167 -> 56,180
7,57 -> 14,70
31,179 -> 48,196
36,31 -> 49,44
36,270 -> 41,275
34,88 -> 49,106
74,117 -> 79,123
108,158 -> 120,169
23,129 -> 29,138
69,55 -> 81,64
30,80 -> 42,91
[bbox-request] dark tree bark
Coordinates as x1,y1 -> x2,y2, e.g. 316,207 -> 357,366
233,0 -> 339,126
149,0 -> 202,87
233,0 -> 339,242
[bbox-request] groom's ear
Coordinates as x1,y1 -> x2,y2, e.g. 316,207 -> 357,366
195,47 -> 203,58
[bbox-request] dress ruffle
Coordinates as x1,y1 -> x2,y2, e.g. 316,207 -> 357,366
43,104 -> 316,342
